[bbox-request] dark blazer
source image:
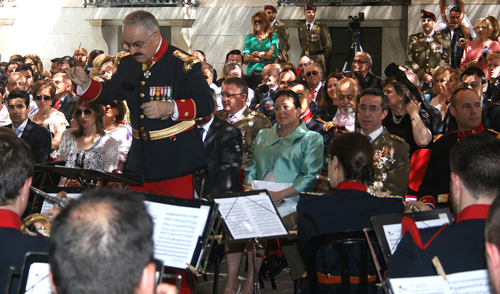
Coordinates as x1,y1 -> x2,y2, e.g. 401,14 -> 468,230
56,93 -> 78,123
315,105 -> 338,122
364,72 -> 382,89
4,120 -> 51,163
195,116 -> 243,197
0,227 -> 47,294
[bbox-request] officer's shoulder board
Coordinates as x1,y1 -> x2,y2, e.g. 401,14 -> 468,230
486,129 -> 500,139
433,130 -> 457,142
172,50 -> 201,73
389,133 -> 406,144
115,52 -> 131,67
250,111 -> 268,119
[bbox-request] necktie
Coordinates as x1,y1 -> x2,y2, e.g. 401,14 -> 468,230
311,89 -> 317,101
199,127 -> 205,141
229,114 -> 237,123
269,89 -> 275,98
13,128 -> 21,136
365,134 -> 372,142
307,24 -> 311,32
54,99 -> 62,110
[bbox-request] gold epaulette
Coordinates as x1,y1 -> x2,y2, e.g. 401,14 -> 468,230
389,134 -> 406,143
172,50 -> 201,73
486,129 -> 500,138
316,118 -> 336,132
250,111 -> 268,119
434,130 -> 458,142
114,52 -> 130,67
300,192 -> 326,197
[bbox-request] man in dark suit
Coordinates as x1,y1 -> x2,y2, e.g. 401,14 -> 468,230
304,63 -> 323,114
52,72 -> 77,123
4,90 -> 50,164
389,134 -> 500,278
195,91 -> 242,198
353,52 -> 382,89
0,130 -> 47,294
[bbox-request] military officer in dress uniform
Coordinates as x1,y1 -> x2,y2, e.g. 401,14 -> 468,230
216,77 -> 272,169
357,88 -> 410,198
265,5 -> 290,62
406,9 -> 450,95
298,4 -> 332,73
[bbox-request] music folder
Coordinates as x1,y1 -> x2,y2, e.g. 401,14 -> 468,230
16,252 -> 51,294
208,190 -> 289,242
371,209 -> 453,264
142,192 -> 218,271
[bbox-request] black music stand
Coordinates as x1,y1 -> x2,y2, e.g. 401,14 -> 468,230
34,164 -> 143,187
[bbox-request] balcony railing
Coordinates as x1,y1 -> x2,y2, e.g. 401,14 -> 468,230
277,0 -> 408,6
83,0 -> 197,7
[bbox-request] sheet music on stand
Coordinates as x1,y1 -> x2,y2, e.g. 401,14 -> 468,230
387,269 -> 492,294
141,193 -> 218,271
209,190 -> 289,241
372,209 -> 453,264
16,253 -> 51,294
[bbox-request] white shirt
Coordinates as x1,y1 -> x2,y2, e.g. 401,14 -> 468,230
0,105 -> 11,126
228,106 -> 247,123
197,116 -> 214,142
332,109 -> 356,132
361,126 -> 384,143
306,20 -> 316,29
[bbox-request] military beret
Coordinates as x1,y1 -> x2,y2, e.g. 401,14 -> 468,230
304,3 -> 316,11
420,9 -> 436,22
264,5 -> 277,13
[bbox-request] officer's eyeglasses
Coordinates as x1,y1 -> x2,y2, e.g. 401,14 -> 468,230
306,71 -> 319,77
122,32 -> 157,51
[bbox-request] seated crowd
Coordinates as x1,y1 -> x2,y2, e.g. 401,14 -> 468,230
2,4 -> 500,294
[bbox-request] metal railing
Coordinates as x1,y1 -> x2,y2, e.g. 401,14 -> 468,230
277,0 -> 408,6
83,0 -> 197,7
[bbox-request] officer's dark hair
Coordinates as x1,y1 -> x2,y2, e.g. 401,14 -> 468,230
360,88 -> 389,111
7,89 -> 30,107
123,10 -> 160,34
289,79 -> 311,93
16,64 -> 34,77
329,132 -> 374,184
461,66 -> 487,85
226,49 -> 244,63
0,133 -> 34,206
201,63 -> 215,80
51,57 -> 61,64
223,77 -> 248,97
273,89 -> 301,109
58,56 -> 76,68
450,133 -> 500,199
486,195 -> 500,251
449,87 -> 478,108
48,188 -> 154,294
450,6 -> 461,14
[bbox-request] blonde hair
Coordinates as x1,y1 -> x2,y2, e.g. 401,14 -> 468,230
251,11 -> 272,38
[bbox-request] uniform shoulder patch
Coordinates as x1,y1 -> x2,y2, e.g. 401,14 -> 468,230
250,111 -> 268,119
389,134 -> 406,143
172,50 -> 201,73
486,129 -> 500,138
114,52 -> 131,67
434,130 -> 458,142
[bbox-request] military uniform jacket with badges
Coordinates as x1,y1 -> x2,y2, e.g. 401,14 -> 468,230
298,20 -> 332,58
217,108 -> 272,169
370,127 -> 410,198
406,32 -> 451,79
272,20 -> 290,59
79,38 -> 214,182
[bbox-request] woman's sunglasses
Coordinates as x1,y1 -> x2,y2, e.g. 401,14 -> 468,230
75,109 -> 93,116
254,20 -> 263,24
35,95 -> 51,101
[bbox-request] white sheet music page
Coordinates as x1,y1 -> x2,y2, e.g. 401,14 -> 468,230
24,262 -> 52,294
389,269 -> 492,294
214,192 -> 288,240
145,202 -> 209,269
40,193 -> 82,213
383,213 -> 450,254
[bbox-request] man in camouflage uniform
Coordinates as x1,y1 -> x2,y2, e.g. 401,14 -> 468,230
216,77 -> 272,168
406,9 -> 450,95
265,5 -> 290,62
357,88 -> 410,198
298,3 -> 332,73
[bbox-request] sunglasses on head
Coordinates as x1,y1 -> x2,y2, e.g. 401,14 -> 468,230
306,71 -> 319,77
35,95 -> 51,101
75,109 -> 93,116
254,20 -> 263,24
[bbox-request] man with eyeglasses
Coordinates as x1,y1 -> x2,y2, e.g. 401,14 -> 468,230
3,90 -> 50,163
357,88 -> 410,198
352,52 -> 382,89
298,3 -> 331,73
406,9 -> 450,95
52,73 -> 77,123
6,72 -> 38,116
217,77 -> 271,168
224,63 -> 255,108
304,63 -> 323,114
67,13 -> 214,278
